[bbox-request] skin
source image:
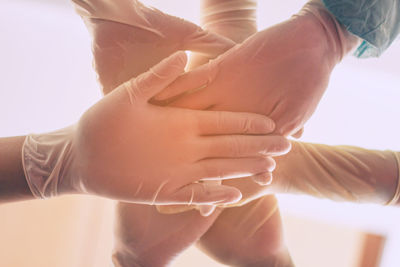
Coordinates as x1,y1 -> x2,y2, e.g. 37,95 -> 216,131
0,136 -> 32,203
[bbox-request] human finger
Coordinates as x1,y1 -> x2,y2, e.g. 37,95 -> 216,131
195,157 -> 275,180
153,62 -> 217,103
123,51 -> 187,102
201,135 -> 291,158
196,110 -> 275,135
158,183 -> 242,205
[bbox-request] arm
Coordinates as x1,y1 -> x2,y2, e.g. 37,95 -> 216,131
216,141 -> 400,207
187,0 -> 257,69
271,141 -> 400,205
201,0 -> 257,43
0,136 -> 32,203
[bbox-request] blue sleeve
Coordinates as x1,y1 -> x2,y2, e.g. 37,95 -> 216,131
322,0 -> 400,58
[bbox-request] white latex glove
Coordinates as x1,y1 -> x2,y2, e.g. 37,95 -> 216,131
197,196 -> 294,267
112,202 -> 221,267
23,52 -> 290,204
200,0 -> 257,43
270,142 -> 400,205
219,142 -> 400,206
72,0 -> 237,94
113,197 -> 293,267
158,140 -> 400,218
154,0 -> 360,136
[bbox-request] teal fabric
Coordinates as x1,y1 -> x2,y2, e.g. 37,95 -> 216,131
322,0 -> 400,57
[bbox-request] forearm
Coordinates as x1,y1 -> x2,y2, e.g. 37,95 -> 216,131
0,136 -> 33,203
200,0 -> 257,43
272,141 -> 399,205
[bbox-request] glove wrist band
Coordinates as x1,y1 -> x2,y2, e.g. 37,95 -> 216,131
386,151 -> 400,205
201,0 -> 257,27
22,126 -> 75,199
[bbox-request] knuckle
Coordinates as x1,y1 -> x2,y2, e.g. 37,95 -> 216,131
135,74 -> 152,93
123,79 -> 139,103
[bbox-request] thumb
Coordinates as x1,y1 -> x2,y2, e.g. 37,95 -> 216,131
124,51 -> 187,102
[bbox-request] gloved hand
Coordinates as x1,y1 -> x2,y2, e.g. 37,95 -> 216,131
154,0 -> 360,136
158,140 -> 400,215
72,0 -> 237,94
112,202 -> 220,267
181,0 -> 260,216
198,196 -> 294,267
23,52 -> 290,204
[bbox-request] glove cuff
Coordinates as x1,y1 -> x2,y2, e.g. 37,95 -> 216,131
200,0 -> 257,43
299,0 -> 361,63
22,125 -> 76,199
386,151 -> 400,205
201,0 -> 257,25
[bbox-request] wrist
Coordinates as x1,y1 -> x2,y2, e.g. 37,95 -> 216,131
22,125 -> 79,198
297,0 -> 360,66
0,136 -> 32,203
386,151 -> 400,205
201,0 -> 257,43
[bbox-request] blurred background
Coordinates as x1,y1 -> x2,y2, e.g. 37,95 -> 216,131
0,0 -> 399,266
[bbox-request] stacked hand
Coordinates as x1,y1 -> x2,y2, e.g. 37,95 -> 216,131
71,1 -> 367,266
73,52 -> 289,204
72,0 -> 236,94
113,195 -> 294,267
113,203 -> 222,267
156,0 -> 360,137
